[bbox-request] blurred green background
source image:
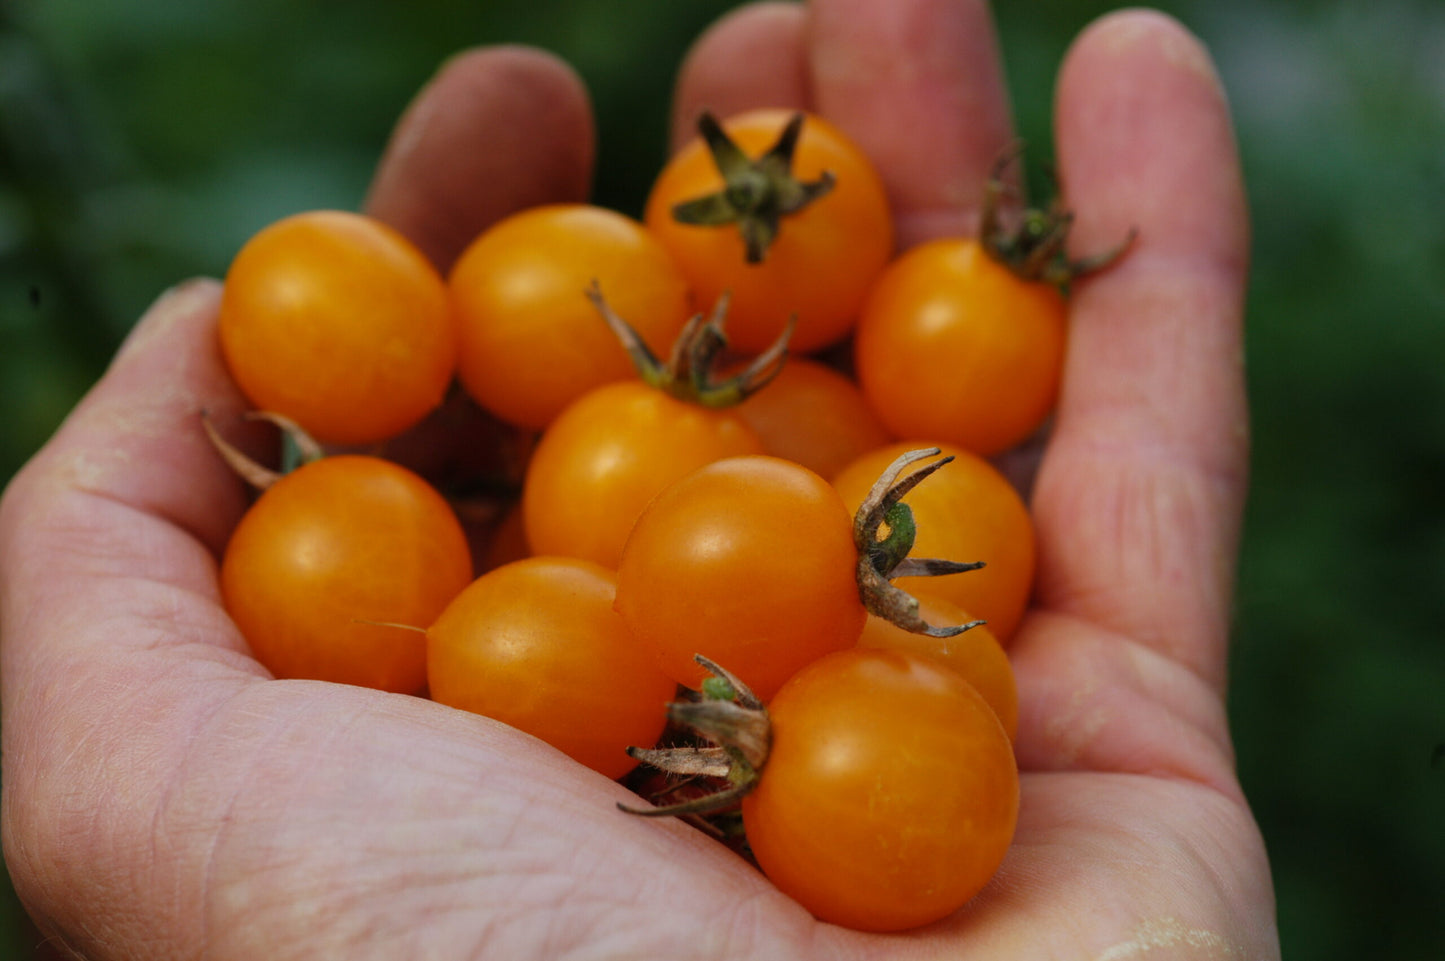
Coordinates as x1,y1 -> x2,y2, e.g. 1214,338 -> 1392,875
1,0 -> 1441,957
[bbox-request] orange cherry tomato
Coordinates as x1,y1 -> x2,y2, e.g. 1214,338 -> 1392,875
448,204 -> 694,430
427,557 -> 675,780
645,109 -> 893,354
742,647 -> 1018,931
522,380 -> 764,569
832,441 -> 1035,641
219,210 -> 456,446
854,237 -> 1066,456
614,455 -> 865,700
856,591 -> 1018,741
731,356 -> 893,479
220,455 -> 473,693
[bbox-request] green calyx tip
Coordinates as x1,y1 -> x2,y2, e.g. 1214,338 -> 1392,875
671,111 -> 835,264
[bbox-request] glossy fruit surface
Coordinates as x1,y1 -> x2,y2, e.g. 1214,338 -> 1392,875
614,455 -> 865,700
449,204 -> 694,430
832,442 -> 1035,641
427,557 -> 674,780
854,237 -> 1066,456
731,356 -> 893,479
522,380 -> 763,569
220,455 -> 472,693
742,648 -> 1018,931
219,210 -> 456,446
856,591 -> 1018,740
645,109 -> 892,354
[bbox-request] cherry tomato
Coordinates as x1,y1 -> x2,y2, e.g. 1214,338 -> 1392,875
832,442 -> 1035,641
854,237 -> 1066,456
742,648 -> 1017,931
220,455 -> 473,693
731,356 -> 893,479
427,557 -> 675,780
522,380 -> 763,569
614,455 -> 865,700
856,591 -> 1018,741
218,210 -> 456,446
645,109 -> 893,354
448,204 -> 694,430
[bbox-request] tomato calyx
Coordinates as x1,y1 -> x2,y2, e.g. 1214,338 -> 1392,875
202,408 -> 324,489
982,142 -> 1137,289
619,656 -> 771,819
669,111 -> 836,264
854,447 -> 987,638
588,282 -> 793,409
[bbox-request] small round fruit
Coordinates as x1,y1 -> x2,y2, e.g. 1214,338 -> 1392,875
646,109 -> 892,354
427,556 -> 675,780
219,210 -> 456,446
615,455 -> 865,700
448,204 -> 694,430
221,455 -> 473,693
742,648 -> 1018,931
854,237 -> 1066,456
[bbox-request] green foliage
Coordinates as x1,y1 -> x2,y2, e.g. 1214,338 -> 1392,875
3,1 -> 1442,957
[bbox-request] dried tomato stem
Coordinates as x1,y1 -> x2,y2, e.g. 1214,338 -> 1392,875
619,655 -> 771,819
587,281 -> 793,408
981,141 -> 1136,289
854,448 -> 986,638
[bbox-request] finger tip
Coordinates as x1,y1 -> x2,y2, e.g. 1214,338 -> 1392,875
670,1 -> 809,149
366,44 -> 596,270
1055,8 -> 1246,269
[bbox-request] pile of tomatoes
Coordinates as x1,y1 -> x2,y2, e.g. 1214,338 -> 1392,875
212,106 -> 1124,933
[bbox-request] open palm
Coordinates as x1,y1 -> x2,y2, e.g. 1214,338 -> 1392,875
0,2 -> 1279,958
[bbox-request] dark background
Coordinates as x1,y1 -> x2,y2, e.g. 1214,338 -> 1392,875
2,1 -> 1442,958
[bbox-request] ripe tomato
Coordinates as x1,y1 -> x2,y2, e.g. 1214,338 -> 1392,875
731,356 -> 893,479
856,591 -> 1018,741
742,647 -> 1018,931
854,237 -> 1066,457
218,210 -> 456,446
448,204 -> 694,430
522,380 -> 763,569
427,557 -> 675,780
832,442 -> 1035,641
220,455 -> 473,693
645,109 -> 892,354
614,455 -> 865,700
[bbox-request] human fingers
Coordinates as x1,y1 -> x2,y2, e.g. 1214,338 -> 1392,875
1029,11 -> 1250,690
364,45 -> 594,272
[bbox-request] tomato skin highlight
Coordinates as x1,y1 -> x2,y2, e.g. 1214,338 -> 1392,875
646,109 -> 893,354
856,591 -> 1019,741
448,204 -> 694,430
833,441 -> 1035,642
427,557 -> 674,781
220,455 -> 473,694
854,237 -> 1066,457
522,380 -> 764,569
615,455 -> 865,700
219,210 -> 456,446
742,648 -> 1019,932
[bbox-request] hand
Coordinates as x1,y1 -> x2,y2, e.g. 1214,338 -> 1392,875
0,2 -> 1278,957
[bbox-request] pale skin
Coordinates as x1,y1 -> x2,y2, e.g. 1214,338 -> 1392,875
0,1 -> 1278,958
